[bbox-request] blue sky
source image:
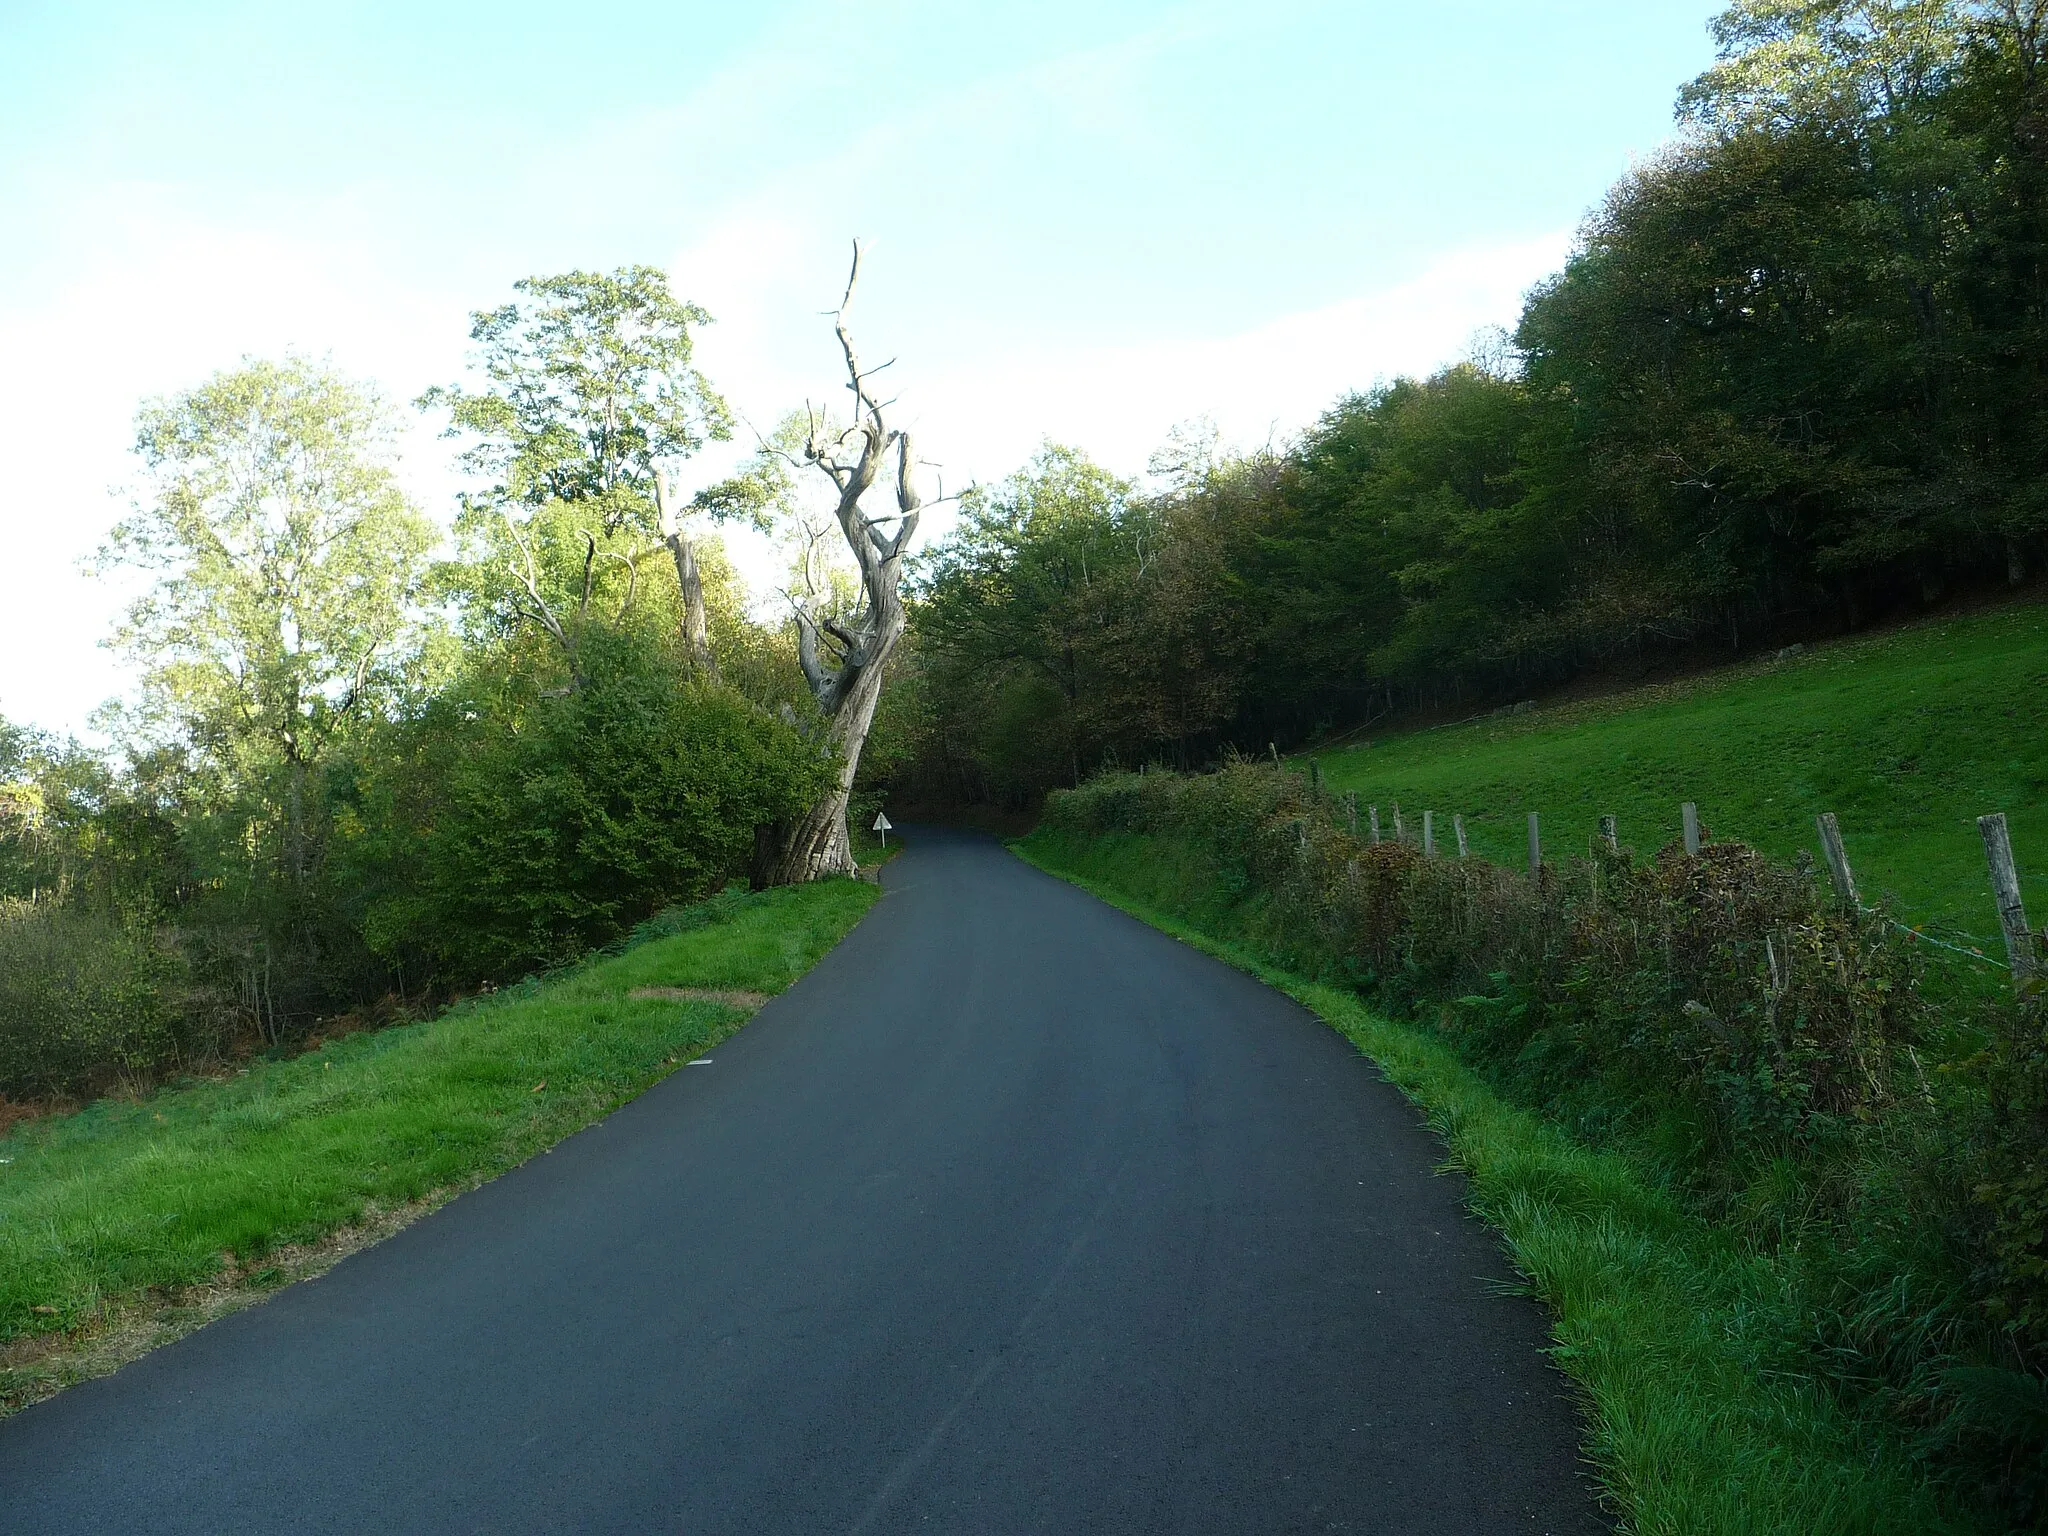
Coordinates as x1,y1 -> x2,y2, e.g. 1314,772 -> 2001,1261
0,0 -> 1724,735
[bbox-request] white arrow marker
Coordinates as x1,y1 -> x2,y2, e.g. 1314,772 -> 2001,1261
872,810 -> 892,848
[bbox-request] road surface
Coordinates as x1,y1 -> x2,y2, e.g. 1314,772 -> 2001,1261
0,828 -> 1604,1533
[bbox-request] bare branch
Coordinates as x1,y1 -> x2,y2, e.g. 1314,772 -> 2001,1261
837,240 -> 862,313
500,509 -> 575,660
763,241 -> 933,882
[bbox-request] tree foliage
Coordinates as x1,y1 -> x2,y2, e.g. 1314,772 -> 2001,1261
894,0 -> 2048,806
423,265 -> 753,683
104,357 -> 437,769
421,266 -> 729,528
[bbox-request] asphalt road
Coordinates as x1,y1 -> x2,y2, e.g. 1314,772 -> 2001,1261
0,828 -> 1604,1534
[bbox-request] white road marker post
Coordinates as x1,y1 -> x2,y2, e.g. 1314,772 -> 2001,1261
873,810 -> 893,849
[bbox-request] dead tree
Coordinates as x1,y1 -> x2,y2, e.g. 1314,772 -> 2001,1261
765,242 -> 926,883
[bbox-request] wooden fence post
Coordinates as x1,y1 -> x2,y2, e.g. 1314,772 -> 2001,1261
1599,814 -> 1617,852
1309,759 -> 1322,794
1393,803 -> 1405,843
1454,814 -> 1469,858
1815,812 -> 1858,910
1343,792 -> 1358,836
1423,811 -> 1436,858
1682,802 -> 1701,856
1269,742 -> 1282,772
1527,812 -> 1542,876
1979,812 -> 2038,984
1368,805 -> 1381,844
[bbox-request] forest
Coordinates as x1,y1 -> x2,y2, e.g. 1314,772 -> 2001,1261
891,0 -> 2048,805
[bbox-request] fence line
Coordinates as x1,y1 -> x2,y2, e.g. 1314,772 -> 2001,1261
1329,785 -> 2037,986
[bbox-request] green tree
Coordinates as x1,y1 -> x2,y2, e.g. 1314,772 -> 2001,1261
102,357 -> 436,887
97,357 -> 437,1028
911,443 -> 1256,800
1679,0 -> 1968,132
917,445 -> 1136,790
423,266 -> 745,679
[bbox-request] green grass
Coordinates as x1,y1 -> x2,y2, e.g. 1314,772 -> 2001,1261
0,879 -> 876,1388
1310,600 -> 2048,954
1015,829 -> 1992,1536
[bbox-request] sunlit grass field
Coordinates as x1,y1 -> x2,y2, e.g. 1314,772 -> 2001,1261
1309,599 -> 2048,955
0,879 -> 876,1405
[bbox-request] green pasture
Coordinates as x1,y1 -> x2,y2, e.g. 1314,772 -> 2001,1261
1311,601 -> 2048,956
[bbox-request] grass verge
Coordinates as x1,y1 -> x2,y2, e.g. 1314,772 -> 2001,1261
1014,830 -> 1987,1536
0,878 -> 877,1417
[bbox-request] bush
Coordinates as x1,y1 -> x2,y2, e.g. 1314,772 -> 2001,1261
1044,762 -> 1934,1155
0,902 -> 184,1100
343,635 -> 836,984
1978,981 -> 2048,1352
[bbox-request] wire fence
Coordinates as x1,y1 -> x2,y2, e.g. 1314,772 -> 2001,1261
1334,784 -> 2043,991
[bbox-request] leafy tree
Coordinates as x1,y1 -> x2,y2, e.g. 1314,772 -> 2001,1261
910,443 -> 1258,801
99,356 -> 437,933
1679,0 -> 1968,132
917,444 -> 1135,785
423,266 -> 747,679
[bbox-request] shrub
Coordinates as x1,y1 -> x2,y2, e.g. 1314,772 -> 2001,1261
0,902 -> 184,1100
342,636 -> 836,984
1043,762 -> 1931,1157
1978,980 -> 2048,1352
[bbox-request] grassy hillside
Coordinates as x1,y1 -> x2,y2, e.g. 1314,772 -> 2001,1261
1309,599 -> 2048,955
0,879 -> 876,1415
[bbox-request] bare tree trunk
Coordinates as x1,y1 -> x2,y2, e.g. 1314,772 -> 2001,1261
653,466 -> 718,677
764,241 -> 929,884
771,642 -> 893,882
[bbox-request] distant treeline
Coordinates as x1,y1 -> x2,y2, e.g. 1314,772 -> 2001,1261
893,1 -> 2048,806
